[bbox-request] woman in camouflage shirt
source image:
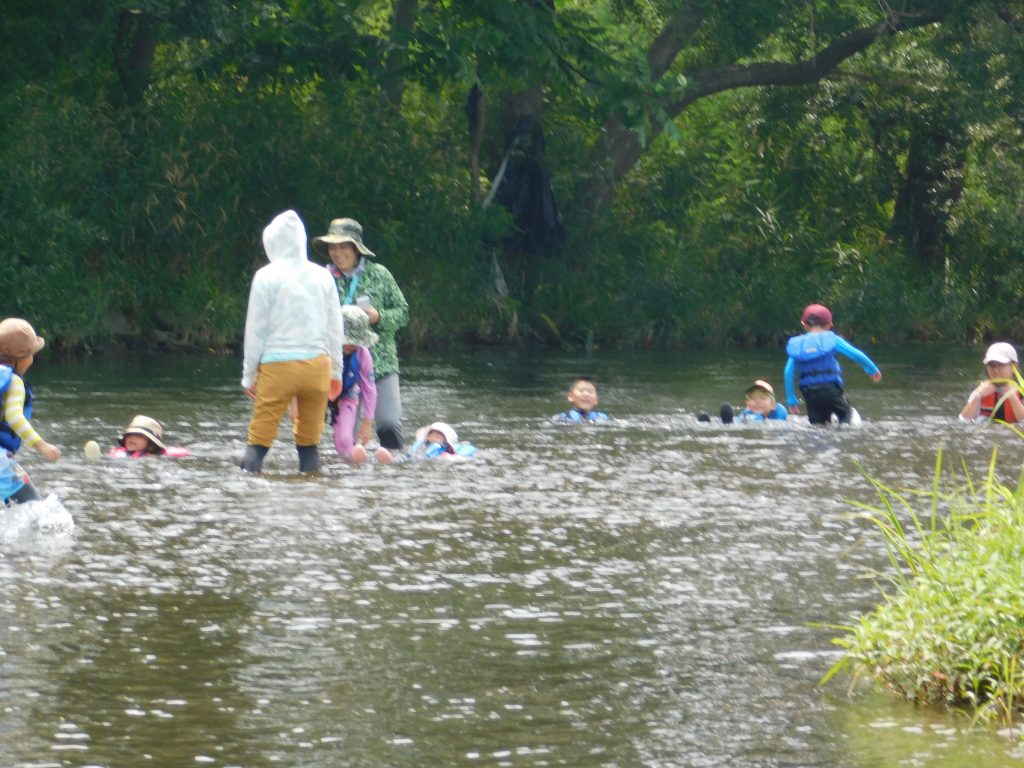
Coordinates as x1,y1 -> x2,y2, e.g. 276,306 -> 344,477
313,218 -> 409,449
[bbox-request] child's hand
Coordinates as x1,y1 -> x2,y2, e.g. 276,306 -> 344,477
329,379 -> 342,401
788,404 -> 801,415
36,441 -> 61,461
870,371 -> 882,382
244,384 -> 257,400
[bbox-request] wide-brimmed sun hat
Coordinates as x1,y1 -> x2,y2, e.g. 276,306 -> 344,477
119,415 -> 167,451
983,341 -> 1018,365
745,379 -> 776,402
341,305 -> 379,348
801,303 -> 833,326
0,318 -> 45,360
312,218 -> 375,259
415,422 -> 459,447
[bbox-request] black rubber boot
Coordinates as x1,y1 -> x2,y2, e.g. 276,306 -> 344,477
719,403 -> 734,424
9,481 -> 41,504
240,444 -> 269,472
296,444 -> 320,473
376,425 -> 404,451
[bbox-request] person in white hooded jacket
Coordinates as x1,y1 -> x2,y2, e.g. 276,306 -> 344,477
240,210 -> 344,472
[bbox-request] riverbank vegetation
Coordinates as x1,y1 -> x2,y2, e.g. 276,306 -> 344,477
2,2 -> 1023,352
827,447 -> 1024,727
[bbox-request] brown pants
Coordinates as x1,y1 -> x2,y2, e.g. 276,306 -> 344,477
247,356 -> 331,447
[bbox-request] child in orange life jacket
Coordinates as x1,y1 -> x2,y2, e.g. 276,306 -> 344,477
108,415 -> 191,458
959,342 -> 1024,424
0,318 -> 60,504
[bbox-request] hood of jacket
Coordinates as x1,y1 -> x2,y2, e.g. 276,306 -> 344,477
263,210 -> 308,263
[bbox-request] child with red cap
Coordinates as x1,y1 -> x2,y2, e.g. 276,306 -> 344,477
783,304 -> 882,425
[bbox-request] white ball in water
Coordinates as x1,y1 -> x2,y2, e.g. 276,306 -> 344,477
83,440 -> 101,461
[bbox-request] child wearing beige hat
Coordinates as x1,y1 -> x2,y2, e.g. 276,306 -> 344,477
108,415 -> 191,458
0,317 -> 59,503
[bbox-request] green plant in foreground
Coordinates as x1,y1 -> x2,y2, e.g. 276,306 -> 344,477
824,448 -> 1024,728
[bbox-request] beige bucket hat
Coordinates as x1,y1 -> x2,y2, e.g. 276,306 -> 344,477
312,218 -> 375,259
119,415 -> 167,451
0,318 -> 45,360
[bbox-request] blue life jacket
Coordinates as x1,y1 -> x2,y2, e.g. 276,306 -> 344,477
341,350 -> 362,398
555,407 -> 610,424
787,331 -> 844,389
737,403 -> 787,422
0,366 -> 32,453
422,441 -> 477,459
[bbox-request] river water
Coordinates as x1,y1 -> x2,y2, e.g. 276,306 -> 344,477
2,347 -> 1023,767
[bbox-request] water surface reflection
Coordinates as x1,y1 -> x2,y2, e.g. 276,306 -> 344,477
1,348 -> 1020,766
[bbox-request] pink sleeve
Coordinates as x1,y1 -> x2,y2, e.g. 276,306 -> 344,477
357,346 -> 377,420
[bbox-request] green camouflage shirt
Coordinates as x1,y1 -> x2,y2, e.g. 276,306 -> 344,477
328,261 -> 408,376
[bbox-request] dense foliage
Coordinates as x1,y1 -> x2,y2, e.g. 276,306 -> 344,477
828,446 -> 1024,726
1,1 -> 1023,351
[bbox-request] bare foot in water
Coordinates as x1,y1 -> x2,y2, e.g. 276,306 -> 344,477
351,444 -> 368,464
375,447 -> 395,464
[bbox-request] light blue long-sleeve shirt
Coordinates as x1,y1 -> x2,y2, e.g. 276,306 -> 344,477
784,333 -> 879,407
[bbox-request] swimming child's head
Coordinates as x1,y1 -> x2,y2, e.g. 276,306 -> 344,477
415,422 -> 459,454
567,377 -> 600,413
744,380 -> 777,415
800,304 -> 833,330
340,305 -> 379,352
983,342 -> 1018,378
119,415 -> 167,455
0,318 -> 45,371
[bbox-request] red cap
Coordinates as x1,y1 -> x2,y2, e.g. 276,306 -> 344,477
801,304 -> 832,326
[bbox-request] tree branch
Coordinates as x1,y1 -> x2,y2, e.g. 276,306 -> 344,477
582,9 -> 945,216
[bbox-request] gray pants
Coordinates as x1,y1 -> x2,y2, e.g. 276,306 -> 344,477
374,373 -> 404,449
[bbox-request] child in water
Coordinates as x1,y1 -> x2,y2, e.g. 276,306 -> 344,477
410,422 -> 477,460
713,380 -> 788,424
784,304 -> 881,425
329,306 -> 394,464
108,415 -> 190,458
0,318 -> 60,504
959,342 -> 1024,424
552,377 -> 611,424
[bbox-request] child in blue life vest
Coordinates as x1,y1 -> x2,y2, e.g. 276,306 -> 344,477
0,318 -> 60,504
959,342 -> 1024,424
552,377 -> 611,424
409,422 -> 477,460
715,380 -> 789,424
784,304 -> 881,425
328,306 -> 395,464
107,415 -> 190,458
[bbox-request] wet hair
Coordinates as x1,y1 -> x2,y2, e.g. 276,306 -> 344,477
571,376 -> 597,389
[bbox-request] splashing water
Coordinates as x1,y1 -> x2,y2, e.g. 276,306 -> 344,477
0,493 -> 75,545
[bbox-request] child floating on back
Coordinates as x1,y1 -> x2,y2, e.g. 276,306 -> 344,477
0,318 -> 59,504
784,304 -> 881,425
959,342 -> 1024,424
410,422 -> 476,460
552,377 -> 611,424
712,380 -> 788,424
108,415 -> 190,458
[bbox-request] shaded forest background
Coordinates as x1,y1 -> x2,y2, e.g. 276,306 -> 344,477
2,0 -> 1023,353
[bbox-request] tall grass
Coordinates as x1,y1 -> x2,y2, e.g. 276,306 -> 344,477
825,446 -> 1024,727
